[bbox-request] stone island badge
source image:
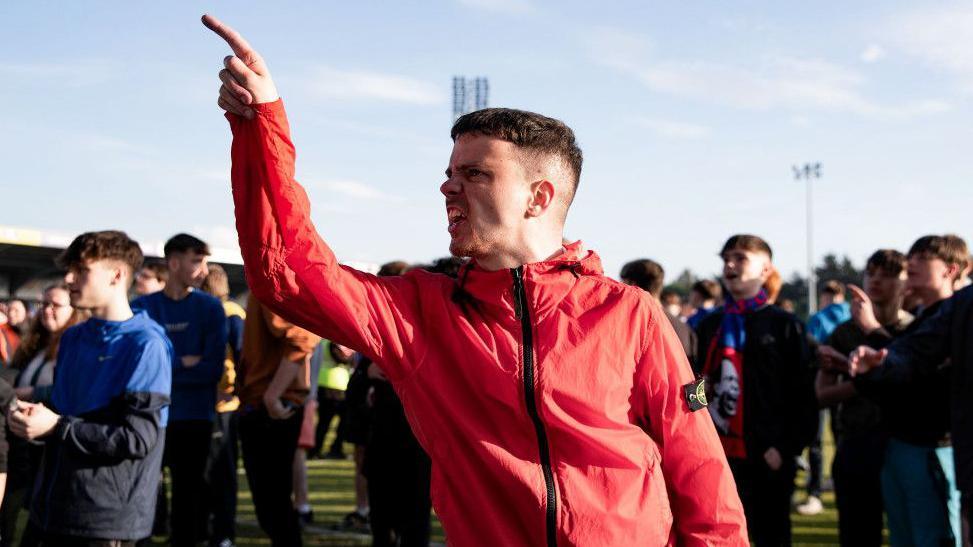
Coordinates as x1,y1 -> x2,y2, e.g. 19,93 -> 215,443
683,377 -> 708,412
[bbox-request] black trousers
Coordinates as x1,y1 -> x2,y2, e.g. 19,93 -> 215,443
312,390 -> 346,456
729,456 -> 796,547
205,411 -> 239,542
832,432 -> 886,547
239,407 -> 303,547
163,420 -> 213,547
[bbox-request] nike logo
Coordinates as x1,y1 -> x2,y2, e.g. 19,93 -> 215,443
98,355 -> 113,362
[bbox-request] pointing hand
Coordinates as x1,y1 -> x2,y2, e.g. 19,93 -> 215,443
201,14 -> 280,119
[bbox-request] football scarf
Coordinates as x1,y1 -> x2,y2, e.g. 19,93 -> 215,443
704,289 -> 768,459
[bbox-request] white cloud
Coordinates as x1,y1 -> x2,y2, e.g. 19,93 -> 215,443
458,0 -> 533,15
587,28 -> 950,121
309,179 -> 404,202
306,66 -> 446,105
860,44 -> 886,63
884,4 -> 973,91
635,117 -> 712,139
888,4 -> 973,73
0,60 -> 114,88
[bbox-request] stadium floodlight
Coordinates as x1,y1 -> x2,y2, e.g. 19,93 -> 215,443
452,76 -> 490,121
793,162 -> 822,315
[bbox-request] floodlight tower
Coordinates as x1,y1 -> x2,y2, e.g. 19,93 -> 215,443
452,76 -> 490,121
793,162 -> 822,315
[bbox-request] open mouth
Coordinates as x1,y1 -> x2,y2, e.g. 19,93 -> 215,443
447,207 -> 467,235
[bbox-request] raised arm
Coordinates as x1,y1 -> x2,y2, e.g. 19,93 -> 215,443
629,304 -> 748,546
202,15 -> 425,381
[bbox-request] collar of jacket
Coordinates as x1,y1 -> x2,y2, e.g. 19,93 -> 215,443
454,240 -> 604,322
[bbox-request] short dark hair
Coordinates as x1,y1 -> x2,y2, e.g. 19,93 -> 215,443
908,234 -> 968,277
691,279 -> 722,301
377,261 -> 409,277
660,288 -> 682,306
821,280 -> 845,298
620,259 -> 665,297
57,230 -> 144,276
721,234 -> 773,260
202,263 -> 230,301
141,261 -> 169,284
164,233 -> 210,258
451,108 -> 583,205
866,249 -> 907,277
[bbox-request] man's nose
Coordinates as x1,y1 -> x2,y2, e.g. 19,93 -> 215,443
440,177 -> 460,197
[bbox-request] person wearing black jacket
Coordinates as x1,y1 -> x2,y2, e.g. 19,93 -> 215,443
849,235 -> 966,546
695,235 -> 817,546
853,282 -> 973,545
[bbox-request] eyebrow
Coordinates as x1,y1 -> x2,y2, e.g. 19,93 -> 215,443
445,162 -> 488,177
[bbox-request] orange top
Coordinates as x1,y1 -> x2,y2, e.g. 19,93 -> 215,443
238,294 -> 320,407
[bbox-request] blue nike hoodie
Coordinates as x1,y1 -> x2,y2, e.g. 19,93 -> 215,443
30,311 -> 172,540
133,290 -> 227,422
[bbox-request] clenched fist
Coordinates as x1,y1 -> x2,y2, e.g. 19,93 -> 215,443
202,14 -> 280,119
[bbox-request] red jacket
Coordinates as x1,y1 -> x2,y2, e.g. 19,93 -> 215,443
227,100 -> 748,546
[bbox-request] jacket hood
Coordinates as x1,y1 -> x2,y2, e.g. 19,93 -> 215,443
455,240 -> 605,321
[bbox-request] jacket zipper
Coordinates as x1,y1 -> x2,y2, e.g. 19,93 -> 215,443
512,266 -> 558,547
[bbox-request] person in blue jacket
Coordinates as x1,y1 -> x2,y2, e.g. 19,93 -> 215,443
132,233 -> 227,547
9,230 -> 172,546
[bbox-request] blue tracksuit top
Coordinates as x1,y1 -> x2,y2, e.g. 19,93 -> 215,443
807,302 -> 852,343
34,311 -> 172,539
133,290 -> 228,422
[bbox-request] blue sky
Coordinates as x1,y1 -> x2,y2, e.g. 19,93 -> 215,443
2,1 -> 971,280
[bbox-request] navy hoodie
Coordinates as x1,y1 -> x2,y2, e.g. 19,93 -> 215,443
133,290 -> 227,421
30,311 -> 172,540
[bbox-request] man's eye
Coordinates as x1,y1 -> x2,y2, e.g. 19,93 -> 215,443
468,169 -> 482,177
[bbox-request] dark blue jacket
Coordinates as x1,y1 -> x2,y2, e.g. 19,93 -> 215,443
133,290 -> 227,421
30,311 -> 172,540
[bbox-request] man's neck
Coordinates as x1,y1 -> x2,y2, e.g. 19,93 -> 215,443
917,285 -> 953,308
873,301 -> 901,327
92,295 -> 135,322
163,281 -> 192,301
476,233 -> 564,272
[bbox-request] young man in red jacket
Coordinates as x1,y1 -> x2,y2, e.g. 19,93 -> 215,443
202,15 -> 747,546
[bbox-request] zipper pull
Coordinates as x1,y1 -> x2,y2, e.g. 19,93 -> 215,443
512,267 -> 524,320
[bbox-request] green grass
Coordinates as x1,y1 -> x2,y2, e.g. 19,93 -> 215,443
14,421 -> 874,545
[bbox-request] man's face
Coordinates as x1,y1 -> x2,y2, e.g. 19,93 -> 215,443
721,248 -> 770,299
441,134 -> 533,260
6,300 -> 26,327
715,359 -> 740,417
64,259 -> 126,310
906,255 -> 952,295
135,267 -> 166,295
864,268 -> 907,306
169,251 -> 210,289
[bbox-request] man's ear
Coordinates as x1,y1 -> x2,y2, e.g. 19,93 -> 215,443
945,262 -> 961,281
526,179 -> 556,218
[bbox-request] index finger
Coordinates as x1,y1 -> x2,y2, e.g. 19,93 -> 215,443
202,14 -> 254,59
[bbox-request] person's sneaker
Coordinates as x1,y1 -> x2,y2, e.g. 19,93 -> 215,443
323,450 -> 347,460
333,511 -> 370,533
795,495 -> 824,515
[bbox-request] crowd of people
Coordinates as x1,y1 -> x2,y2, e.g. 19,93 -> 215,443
0,228 -> 969,546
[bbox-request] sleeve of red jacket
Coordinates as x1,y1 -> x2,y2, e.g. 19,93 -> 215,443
225,100 -> 422,382
630,302 -> 749,546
